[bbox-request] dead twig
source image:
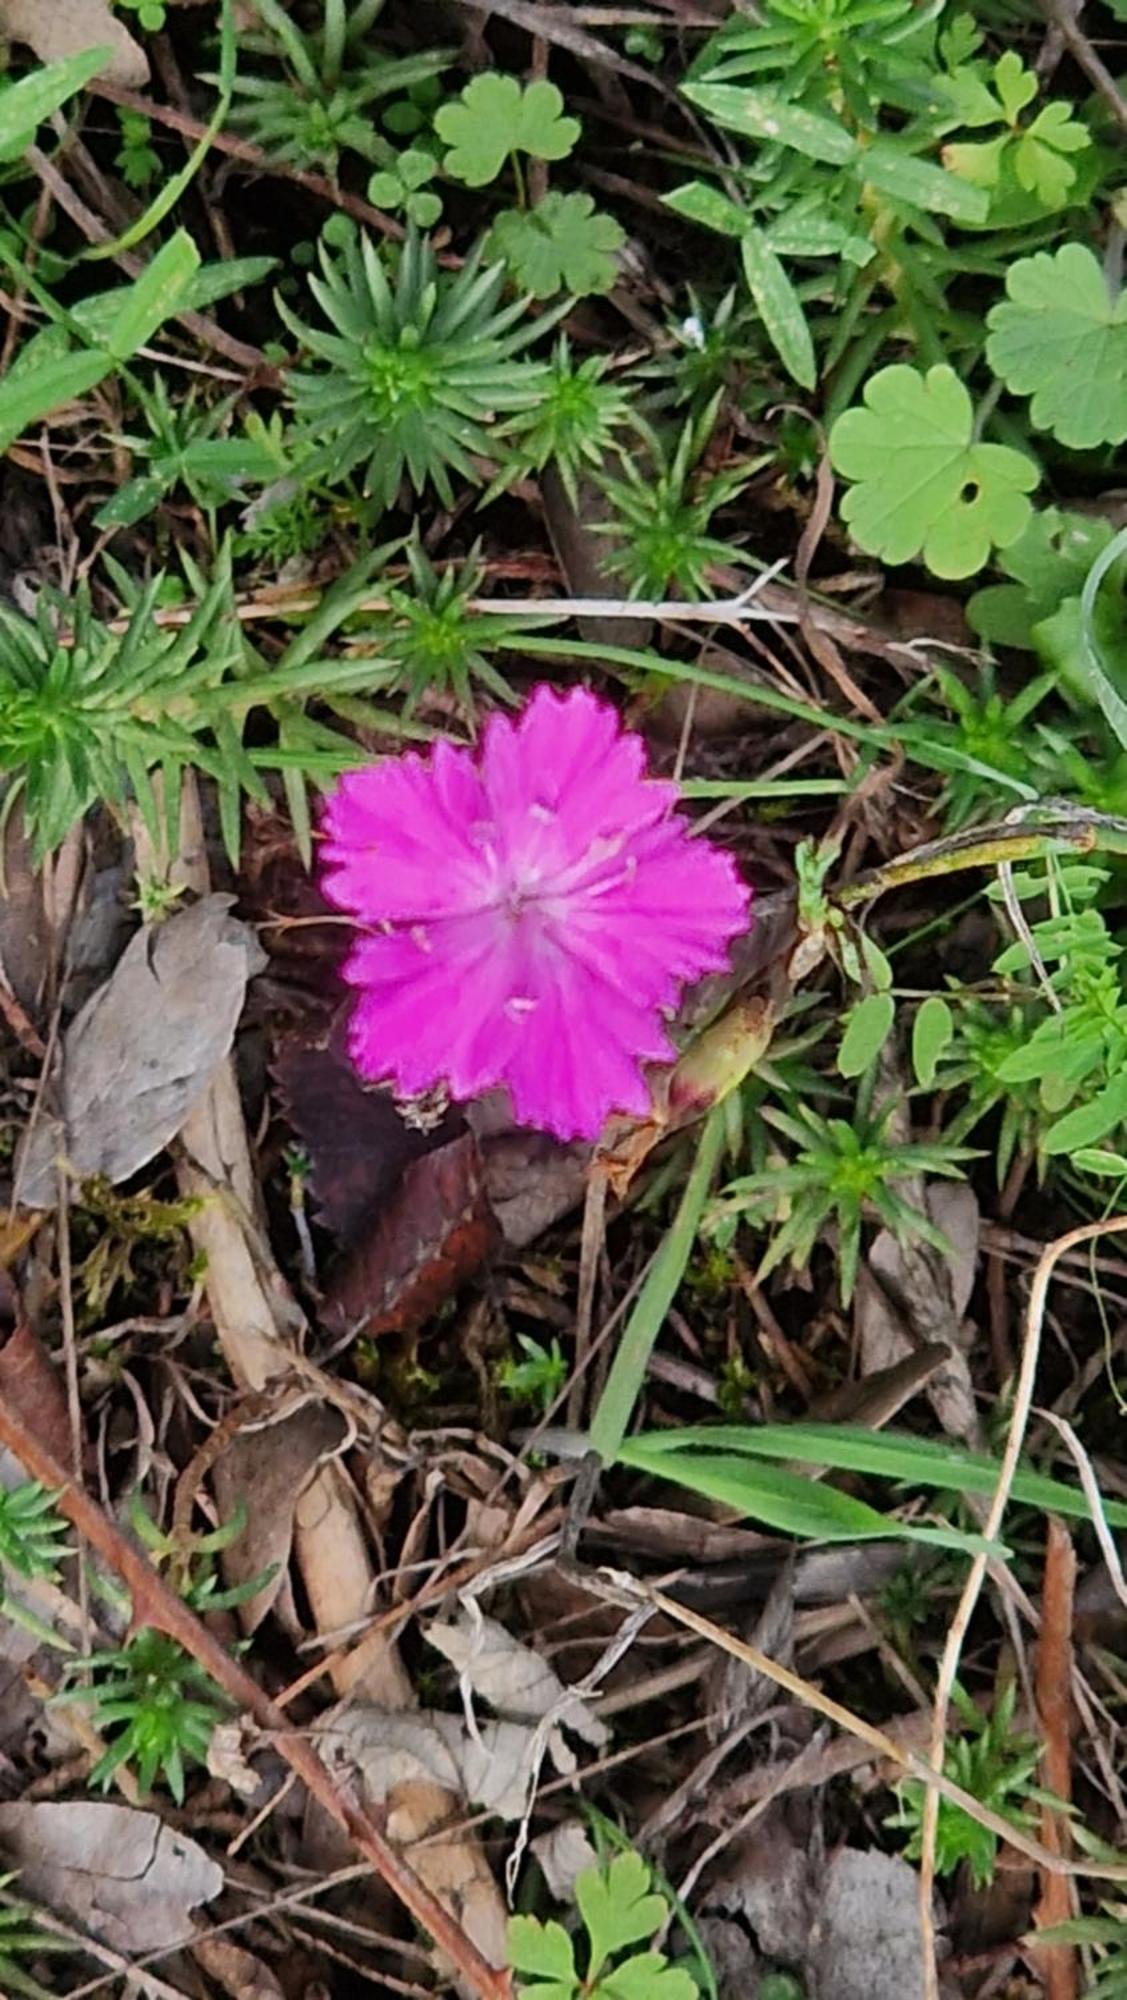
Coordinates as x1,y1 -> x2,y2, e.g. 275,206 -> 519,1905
1031,1515 -> 1079,2000
1037,0 -> 1127,133
24,146 -> 274,378
616,1575 -> 1127,1884
918,1215 -> 1127,2000
0,1396 -> 512,2000
91,82 -> 413,243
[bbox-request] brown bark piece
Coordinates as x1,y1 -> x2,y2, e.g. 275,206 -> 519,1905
1031,1515 -> 1079,2000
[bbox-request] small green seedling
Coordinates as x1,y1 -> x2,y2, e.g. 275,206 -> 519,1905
497,1335 -> 568,1412
889,1680 -> 1048,1887
508,1850 -> 698,1999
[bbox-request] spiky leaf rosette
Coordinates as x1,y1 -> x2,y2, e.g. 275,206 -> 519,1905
280,227 -> 555,509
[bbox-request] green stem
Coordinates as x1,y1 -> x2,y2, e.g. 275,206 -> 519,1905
590,1105 -> 726,1465
834,807 -> 1127,913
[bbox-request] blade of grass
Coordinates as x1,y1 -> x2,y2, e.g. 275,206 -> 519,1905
679,778 -> 851,799
89,0 -> 236,256
501,633 -> 887,746
617,1419 -> 1127,1529
589,1104 -> 725,1465
613,1439 -> 999,1555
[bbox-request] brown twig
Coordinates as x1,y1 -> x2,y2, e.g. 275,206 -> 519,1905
1031,1516 -> 1078,2000
24,146 -> 274,379
0,1398 -> 512,2000
1037,0 -> 1127,133
918,1215 -> 1127,2000
90,82 -> 410,243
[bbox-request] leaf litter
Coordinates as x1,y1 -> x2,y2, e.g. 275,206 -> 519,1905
0,1802 -> 222,1952
17,894 -> 264,1206
0,7 -> 1125,2000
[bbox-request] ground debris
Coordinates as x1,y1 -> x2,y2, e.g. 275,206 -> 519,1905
0,0 -> 148,84
18,895 -> 264,1208
0,1800 -> 222,1952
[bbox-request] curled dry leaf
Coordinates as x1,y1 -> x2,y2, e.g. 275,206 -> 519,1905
191,1936 -> 286,2000
0,1801 -> 222,1952
319,1708 -> 511,1988
323,1704 -> 583,1826
205,1719 -> 263,1800
18,895 -> 265,1208
530,1820 -> 598,1903
0,0 -> 149,87
427,1606 -> 608,1752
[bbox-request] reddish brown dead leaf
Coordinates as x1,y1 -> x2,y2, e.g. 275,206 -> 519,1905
0,1322 -> 72,1468
275,1013 -> 464,1248
323,1133 -> 495,1340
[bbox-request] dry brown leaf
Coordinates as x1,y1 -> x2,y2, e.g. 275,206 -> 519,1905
211,1403 -> 348,1635
292,1452 -> 414,1706
18,895 -> 265,1207
0,0 -> 149,87
858,1180 -> 981,1443
0,1802 -> 221,1951
706,1811 -> 814,1962
530,1821 -> 597,1902
387,1777 -> 509,1994
205,1719 -> 262,1800
324,1704 -> 579,1824
475,1127 -> 590,1248
318,1709 -> 510,1993
192,1936 -> 286,2000
427,1607 -> 608,1754
707,1818 -> 937,2000
0,1322 -> 71,1466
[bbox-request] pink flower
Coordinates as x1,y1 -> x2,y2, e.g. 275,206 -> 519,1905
320,685 -> 751,1141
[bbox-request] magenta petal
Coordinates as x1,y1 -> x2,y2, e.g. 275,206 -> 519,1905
321,744 -> 495,921
320,683 -> 753,1140
345,916 -> 524,1102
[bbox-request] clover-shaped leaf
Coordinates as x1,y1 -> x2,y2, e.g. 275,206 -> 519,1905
941,54 -> 1091,219
435,75 -> 580,187
491,193 -> 624,298
367,150 -> 442,227
1013,101 -> 1089,205
600,1953 -> 699,2000
985,243 -> 1127,450
993,49 -> 1038,122
576,1854 -> 668,1977
829,364 -> 1038,580
507,1912 -> 577,2000
967,508 -> 1113,649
